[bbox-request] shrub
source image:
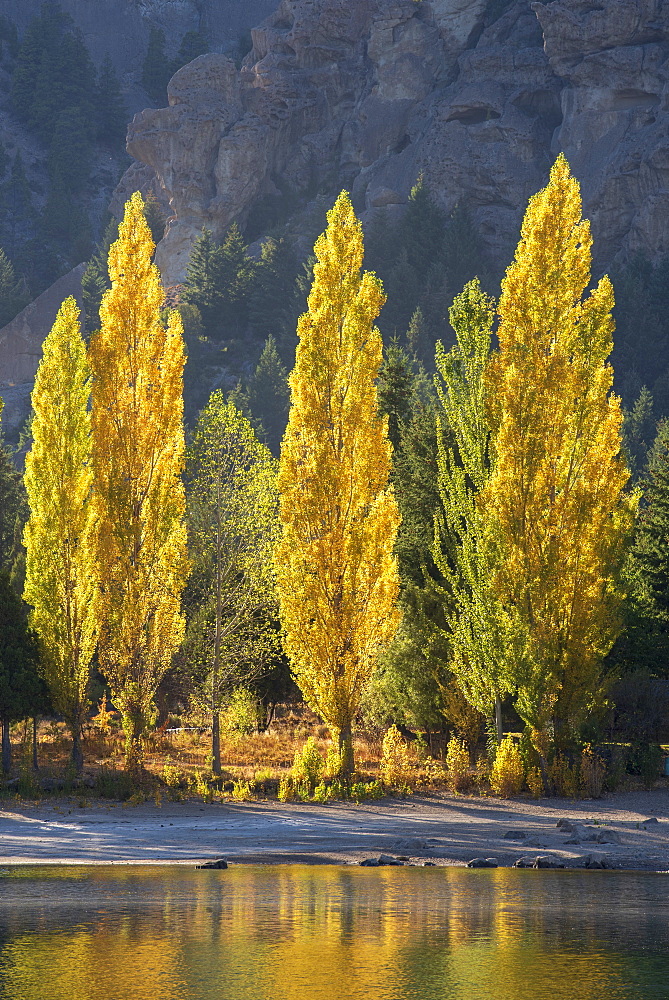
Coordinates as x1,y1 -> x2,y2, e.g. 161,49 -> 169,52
445,736 -> 471,793
324,744 -> 342,778
278,777 -> 295,802
526,767 -> 544,798
292,736 -> 325,791
231,779 -> 253,801
627,742 -> 664,790
490,737 -> 524,797
380,724 -> 412,788
580,745 -> 606,798
548,754 -> 580,798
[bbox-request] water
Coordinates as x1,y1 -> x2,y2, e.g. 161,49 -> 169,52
0,865 -> 667,1000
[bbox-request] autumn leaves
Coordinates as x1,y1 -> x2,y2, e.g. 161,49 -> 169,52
22,156 -> 633,775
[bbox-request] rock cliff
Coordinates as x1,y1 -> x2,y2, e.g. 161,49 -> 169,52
123,0 -> 669,283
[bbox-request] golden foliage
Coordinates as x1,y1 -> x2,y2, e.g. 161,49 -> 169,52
275,191 -> 401,762
482,154 -> 637,739
89,192 -> 188,768
490,736 -> 524,798
23,297 -> 96,768
445,736 -> 471,793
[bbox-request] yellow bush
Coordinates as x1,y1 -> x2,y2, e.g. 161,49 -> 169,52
527,767 -> 544,798
380,724 -> 412,788
445,736 -> 471,793
292,736 -> 324,790
490,737 -> 524,797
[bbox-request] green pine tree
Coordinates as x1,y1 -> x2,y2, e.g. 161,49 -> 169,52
0,570 -> 50,773
231,335 -> 290,456
95,55 -> 127,145
142,26 -> 171,104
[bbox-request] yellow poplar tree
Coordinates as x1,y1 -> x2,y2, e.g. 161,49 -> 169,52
482,154 -> 637,752
89,192 -> 188,771
23,297 -> 96,774
275,191 -> 401,772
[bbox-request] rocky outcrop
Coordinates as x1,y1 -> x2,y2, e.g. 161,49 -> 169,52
534,0 -> 669,266
122,0 -> 669,284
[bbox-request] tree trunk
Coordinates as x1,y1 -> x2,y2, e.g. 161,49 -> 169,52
124,713 -> 143,776
338,723 -> 354,778
211,710 -> 221,776
32,717 -> 39,771
1,718 -> 11,775
71,723 -> 83,776
495,697 -> 503,745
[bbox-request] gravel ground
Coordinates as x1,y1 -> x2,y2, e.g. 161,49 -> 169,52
0,789 -> 667,869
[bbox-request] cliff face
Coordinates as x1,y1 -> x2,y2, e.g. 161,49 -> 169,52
0,0 -> 277,113
123,0 -> 669,284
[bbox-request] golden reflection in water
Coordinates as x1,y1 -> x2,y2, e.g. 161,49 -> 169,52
0,866 -> 665,1000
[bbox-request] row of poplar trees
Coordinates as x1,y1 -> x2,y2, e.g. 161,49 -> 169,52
18,155 -> 635,781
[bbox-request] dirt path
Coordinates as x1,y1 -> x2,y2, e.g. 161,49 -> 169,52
0,790 -> 667,869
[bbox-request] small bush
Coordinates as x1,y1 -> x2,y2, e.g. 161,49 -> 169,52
231,779 -> 253,801
627,742 -> 664,790
580,745 -> 606,798
445,736 -> 471,793
380,725 -> 412,788
549,754 -> 580,798
292,736 -> 324,791
278,777 -> 295,802
324,745 -> 342,778
93,767 -> 135,801
490,737 -> 524,798
527,767 -> 544,798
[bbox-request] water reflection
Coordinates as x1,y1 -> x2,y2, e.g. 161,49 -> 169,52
0,866 -> 667,1000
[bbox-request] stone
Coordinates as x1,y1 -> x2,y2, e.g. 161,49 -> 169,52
377,854 -> 403,866
513,857 -> 534,868
423,861 -> 436,866
556,818 -> 577,831
196,858 -> 228,869
533,856 -> 565,869
359,858 -> 380,866
503,830 -> 528,840
642,817 -> 659,825
467,858 -> 498,868
595,829 -> 623,845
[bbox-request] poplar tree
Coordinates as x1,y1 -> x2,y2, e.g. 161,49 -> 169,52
89,192 -> 188,772
482,155 -> 636,753
186,393 -> 279,774
434,279 -> 512,743
275,191 -> 401,773
23,297 -> 96,773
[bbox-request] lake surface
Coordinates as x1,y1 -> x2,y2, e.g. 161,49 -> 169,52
0,866 -> 667,1000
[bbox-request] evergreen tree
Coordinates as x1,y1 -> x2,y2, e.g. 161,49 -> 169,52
95,55 -> 127,146
0,571 -> 47,774
623,386 -> 656,479
275,191 -> 401,773
434,279 -> 511,742
248,237 -> 297,340
172,30 -> 207,73
0,247 -> 28,326
47,107 -> 93,194
183,228 -> 225,337
218,223 -> 255,335
23,297 -> 96,774
377,340 -> 416,453
142,27 -> 171,104
0,419 -> 24,573
232,335 -> 290,456
90,192 -> 188,772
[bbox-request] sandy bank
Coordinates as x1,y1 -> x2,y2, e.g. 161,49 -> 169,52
0,790 -> 667,870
